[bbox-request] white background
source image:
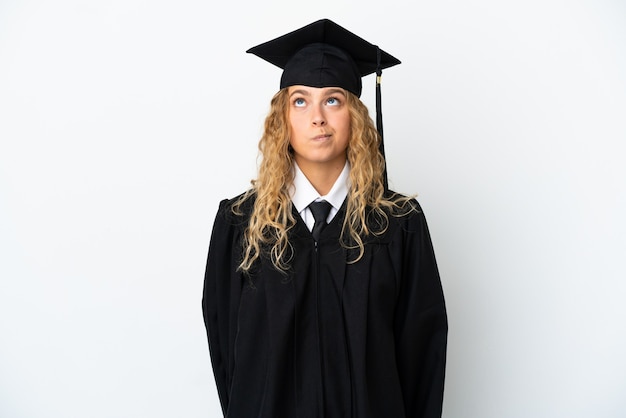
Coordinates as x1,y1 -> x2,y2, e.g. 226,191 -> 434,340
1,1 -> 625,417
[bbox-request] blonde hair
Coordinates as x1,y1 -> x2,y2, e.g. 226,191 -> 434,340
233,88 -> 415,273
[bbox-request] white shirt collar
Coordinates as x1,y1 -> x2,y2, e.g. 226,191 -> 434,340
290,161 -> 350,215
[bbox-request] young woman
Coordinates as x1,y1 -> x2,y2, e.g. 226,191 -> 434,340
203,19 -> 448,418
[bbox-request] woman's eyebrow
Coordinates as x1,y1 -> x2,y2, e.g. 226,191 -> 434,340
289,89 -> 310,97
324,88 -> 346,96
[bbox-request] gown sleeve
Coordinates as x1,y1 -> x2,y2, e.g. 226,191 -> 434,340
202,198 -> 244,415
393,201 -> 448,418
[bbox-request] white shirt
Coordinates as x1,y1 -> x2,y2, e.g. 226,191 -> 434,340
289,161 -> 350,232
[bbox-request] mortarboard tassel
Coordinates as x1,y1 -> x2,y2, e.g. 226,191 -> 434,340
375,46 -> 389,191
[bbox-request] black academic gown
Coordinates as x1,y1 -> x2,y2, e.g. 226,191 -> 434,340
202,193 -> 447,418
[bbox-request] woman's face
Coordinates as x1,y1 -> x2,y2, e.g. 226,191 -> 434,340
287,85 -> 351,171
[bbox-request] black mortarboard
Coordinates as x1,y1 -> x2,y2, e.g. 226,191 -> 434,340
247,18 -> 401,189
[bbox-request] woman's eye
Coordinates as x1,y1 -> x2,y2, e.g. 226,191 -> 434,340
294,98 -> 306,107
326,97 -> 340,106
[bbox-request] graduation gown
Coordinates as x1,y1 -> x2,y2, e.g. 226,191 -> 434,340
202,193 -> 447,418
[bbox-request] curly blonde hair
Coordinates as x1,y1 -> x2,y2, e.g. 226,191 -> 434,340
234,88 -> 415,273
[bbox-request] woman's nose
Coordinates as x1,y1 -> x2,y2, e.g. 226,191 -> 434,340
311,106 -> 326,126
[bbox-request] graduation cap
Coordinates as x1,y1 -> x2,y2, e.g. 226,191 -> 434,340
247,18 -> 401,190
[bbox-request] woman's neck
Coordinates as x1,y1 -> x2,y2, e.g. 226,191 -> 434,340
295,158 -> 346,196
